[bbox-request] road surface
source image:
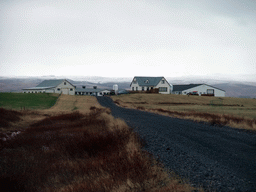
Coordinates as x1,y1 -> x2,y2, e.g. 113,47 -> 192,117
97,96 -> 256,191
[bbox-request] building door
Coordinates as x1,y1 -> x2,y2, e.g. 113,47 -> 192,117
62,89 -> 69,95
207,89 -> 214,95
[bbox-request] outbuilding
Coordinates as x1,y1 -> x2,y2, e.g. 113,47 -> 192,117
172,84 -> 225,97
22,79 -> 76,95
75,86 -> 111,96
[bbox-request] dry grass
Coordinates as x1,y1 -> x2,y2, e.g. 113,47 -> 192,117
0,95 -> 199,192
42,95 -> 105,114
112,94 -> 256,131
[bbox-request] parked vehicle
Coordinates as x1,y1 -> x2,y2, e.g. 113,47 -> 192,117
187,91 -> 199,96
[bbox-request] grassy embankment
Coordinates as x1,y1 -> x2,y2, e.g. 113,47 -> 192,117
112,94 -> 256,131
0,94 -> 198,192
0,93 -> 59,110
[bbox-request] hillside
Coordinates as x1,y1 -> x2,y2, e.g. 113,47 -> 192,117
0,77 -> 256,98
212,83 -> 256,98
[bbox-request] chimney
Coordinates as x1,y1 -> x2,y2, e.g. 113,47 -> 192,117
93,86 -> 97,89
82,86 -> 86,89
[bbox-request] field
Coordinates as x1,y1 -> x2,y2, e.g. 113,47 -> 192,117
0,93 -> 59,110
0,94 -> 198,192
112,94 -> 256,131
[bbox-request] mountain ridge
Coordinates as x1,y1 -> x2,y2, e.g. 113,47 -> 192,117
0,76 -> 255,98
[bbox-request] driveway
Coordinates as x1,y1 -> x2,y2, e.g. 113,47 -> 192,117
97,96 -> 256,191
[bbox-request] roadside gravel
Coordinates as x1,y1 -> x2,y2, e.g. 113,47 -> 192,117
97,96 -> 256,191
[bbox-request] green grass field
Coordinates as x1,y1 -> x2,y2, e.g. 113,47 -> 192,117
0,93 -> 59,110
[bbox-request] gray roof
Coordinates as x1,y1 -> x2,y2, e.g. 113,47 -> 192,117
132,76 -> 166,87
22,87 -> 54,90
76,88 -> 110,93
172,84 -> 202,92
36,79 -> 66,88
172,84 -> 225,92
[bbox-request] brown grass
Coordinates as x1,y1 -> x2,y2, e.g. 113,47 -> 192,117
0,108 -> 22,128
112,94 -> 256,131
0,95 -> 198,192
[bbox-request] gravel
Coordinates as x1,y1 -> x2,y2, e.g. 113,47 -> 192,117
97,96 -> 256,192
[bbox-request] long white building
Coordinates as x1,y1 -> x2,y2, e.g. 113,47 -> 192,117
172,84 -> 225,97
22,79 -> 76,95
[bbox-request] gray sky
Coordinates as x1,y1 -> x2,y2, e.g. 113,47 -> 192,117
1,0 -> 256,79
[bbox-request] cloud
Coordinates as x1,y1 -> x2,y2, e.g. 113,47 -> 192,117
0,0 -> 255,78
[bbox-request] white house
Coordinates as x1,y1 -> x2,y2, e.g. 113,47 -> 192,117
130,76 -> 172,94
22,79 -> 76,95
172,84 -> 225,97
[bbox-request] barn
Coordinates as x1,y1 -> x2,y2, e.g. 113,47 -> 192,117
172,84 -> 225,97
22,79 -> 76,95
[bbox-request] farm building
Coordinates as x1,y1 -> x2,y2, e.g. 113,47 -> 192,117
130,76 -> 172,94
172,84 -> 225,97
75,86 -> 111,96
23,79 -> 112,96
22,79 -> 76,95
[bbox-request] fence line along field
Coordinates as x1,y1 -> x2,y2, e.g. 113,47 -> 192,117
112,94 -> 256,131
0,93 -> 199,192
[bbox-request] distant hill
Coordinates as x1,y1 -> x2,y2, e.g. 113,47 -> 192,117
212,83 -> 256,98
1,77 -> 255,98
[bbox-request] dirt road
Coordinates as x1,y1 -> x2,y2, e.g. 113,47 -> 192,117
97,96 -> 256,191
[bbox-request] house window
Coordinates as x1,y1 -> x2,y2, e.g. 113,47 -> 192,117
132,87 -> 134,91
147,87 -> 149,91
145,80 -> 149,84
64,82 -> 66,85
136,87 -> 138,91
161,80 -> 165,84
70,88 -> 73,91
159,87 -> 167,92
57,88 -> 60,91
142,87 -> 144,91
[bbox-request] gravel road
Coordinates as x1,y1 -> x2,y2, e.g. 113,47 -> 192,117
97,96 -> 256,191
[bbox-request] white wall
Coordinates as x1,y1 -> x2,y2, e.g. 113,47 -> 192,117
182,84 -> 225,97
130,77 -> 171,94
155,78 -> 171,94
54,80 -> 75,95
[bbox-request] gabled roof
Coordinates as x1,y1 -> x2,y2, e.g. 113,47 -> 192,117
131,76 -> 166,87
36,79 -> 66,88
172,84 -> 225,92
172,84 -> 202,92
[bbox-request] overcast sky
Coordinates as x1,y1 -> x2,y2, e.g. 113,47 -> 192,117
1,0 -> 256,80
